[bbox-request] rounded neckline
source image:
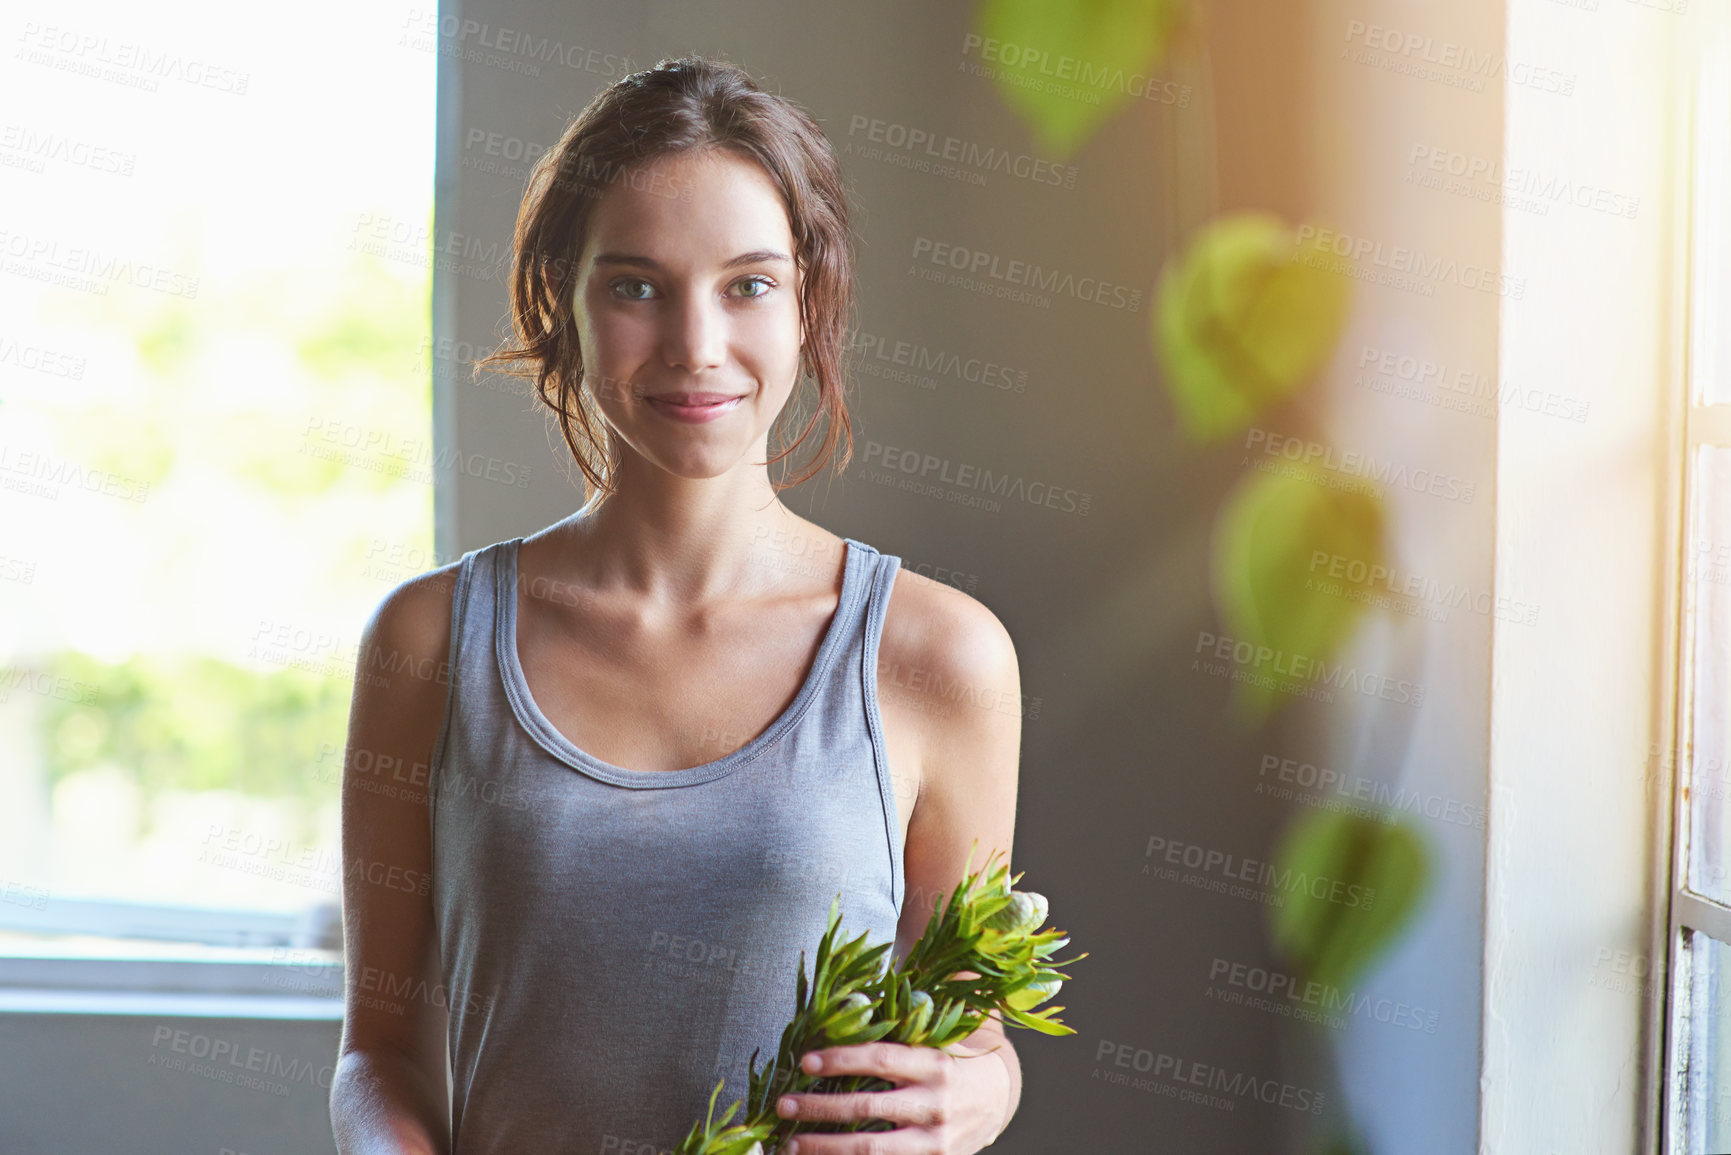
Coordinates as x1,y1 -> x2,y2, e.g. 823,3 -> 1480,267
496,535 -> 867,789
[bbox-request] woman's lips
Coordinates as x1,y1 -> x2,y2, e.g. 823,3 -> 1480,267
645,394 -> 744,423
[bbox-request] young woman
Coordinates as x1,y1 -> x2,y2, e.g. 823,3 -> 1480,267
330,56 -> 1023,1155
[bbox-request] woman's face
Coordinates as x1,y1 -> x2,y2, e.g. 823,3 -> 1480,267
573,148 -> 805,485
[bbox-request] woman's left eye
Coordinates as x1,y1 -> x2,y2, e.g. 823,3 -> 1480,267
734,276 -> 775,299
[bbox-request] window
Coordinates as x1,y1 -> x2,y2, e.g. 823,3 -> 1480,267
1664,2 -> 1731,1148
0,0 -> 434,991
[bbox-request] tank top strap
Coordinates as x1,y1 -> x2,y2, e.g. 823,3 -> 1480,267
854,538 -> 902,667
427,540 -> 508,816
842,537 -> 904,912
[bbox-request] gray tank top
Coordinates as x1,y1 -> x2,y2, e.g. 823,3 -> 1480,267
427,535 -> 906,1154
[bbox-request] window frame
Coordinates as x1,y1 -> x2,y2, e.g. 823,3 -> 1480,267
1660,2 -> 1731,1149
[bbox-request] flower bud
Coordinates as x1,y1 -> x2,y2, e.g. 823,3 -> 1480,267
904,989 -> 934,1040
985,891 -> 1048,936
819,992 -> 874,1040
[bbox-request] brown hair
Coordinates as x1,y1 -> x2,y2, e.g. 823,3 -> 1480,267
476,55 -> 856,505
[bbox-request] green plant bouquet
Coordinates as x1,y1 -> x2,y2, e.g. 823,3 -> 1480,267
674,843 -> 1087,1154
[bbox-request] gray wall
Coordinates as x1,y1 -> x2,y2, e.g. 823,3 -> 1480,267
0,1010 -> 339,1155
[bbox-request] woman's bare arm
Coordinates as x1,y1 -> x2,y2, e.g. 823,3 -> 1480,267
329,567 -> 461,1155
888,572 -> 1025,1143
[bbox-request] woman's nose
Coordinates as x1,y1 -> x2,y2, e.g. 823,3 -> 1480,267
661,291 -> 728,373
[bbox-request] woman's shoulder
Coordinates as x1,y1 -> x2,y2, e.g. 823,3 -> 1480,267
357,549 -> 477,686
877,555 -> 1020,713
359,525 -> 559,687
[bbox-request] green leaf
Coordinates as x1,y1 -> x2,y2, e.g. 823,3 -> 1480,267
1155,212 -> 1353,444
1210,470 -> 1385,726
1267,811 -> 1431,992
1000,1004 -> 1075,1036
974,0 -> 1191,157
1004,977 -> 1061,1011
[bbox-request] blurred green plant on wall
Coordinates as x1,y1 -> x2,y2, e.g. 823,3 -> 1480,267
976,0 -> 1193,158
1156,213 -> 1354,445
1269,810 -> 1431,994
974,3 -> 1435,1152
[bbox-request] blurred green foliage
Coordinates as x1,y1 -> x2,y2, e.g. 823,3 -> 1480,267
975,0 -> 1191,158
1156,212 -> 1353,444
35,650 -> 351,814
1211,471 -> 1386,727
292,254 -> 433,384
14,226 -> 432,839
1268,810 -> 1431,993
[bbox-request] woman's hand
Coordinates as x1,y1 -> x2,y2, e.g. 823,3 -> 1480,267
773,1039 -> 1012,1154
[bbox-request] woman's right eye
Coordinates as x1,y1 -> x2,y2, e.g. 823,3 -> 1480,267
612,278 -> 655,300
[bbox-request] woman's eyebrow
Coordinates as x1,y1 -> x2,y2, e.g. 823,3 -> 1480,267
592,249 -> 792,270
